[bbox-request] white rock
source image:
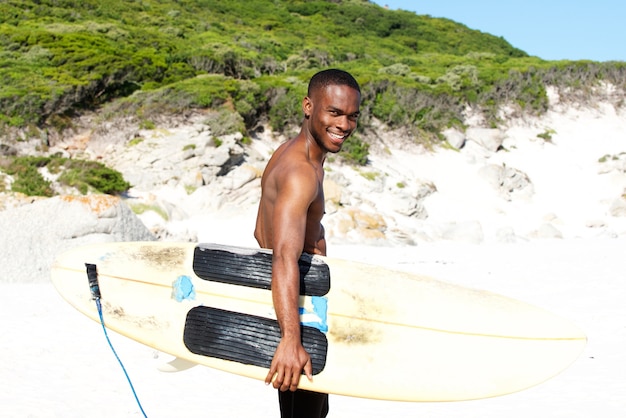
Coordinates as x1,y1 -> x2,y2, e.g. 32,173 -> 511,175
466,128 -> 504,152
0,195 -> 154,283
479,164 -> 533,201
441,128 -> 466,149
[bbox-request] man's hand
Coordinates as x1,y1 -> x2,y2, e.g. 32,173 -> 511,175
265,336 -> 313,392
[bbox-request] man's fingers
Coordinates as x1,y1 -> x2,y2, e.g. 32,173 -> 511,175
265,346 -> 312,391
275,367 -> 302,392
288,368 -> 301,391
303,359 -> 313,381
266,362 -> 286,389
274,367 -> 287,390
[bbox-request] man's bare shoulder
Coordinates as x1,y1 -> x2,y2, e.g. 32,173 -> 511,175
265,138 -> 318,182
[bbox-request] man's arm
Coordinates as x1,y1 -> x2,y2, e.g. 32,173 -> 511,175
264,171 -> 318,392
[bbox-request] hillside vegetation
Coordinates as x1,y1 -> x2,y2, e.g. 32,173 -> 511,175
1,0 -> 625,145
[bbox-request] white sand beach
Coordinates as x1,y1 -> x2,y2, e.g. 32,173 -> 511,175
1,102 -> 625,417
1,238 -> 624,418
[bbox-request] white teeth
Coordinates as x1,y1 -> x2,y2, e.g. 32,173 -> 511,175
329,132 -> 345,140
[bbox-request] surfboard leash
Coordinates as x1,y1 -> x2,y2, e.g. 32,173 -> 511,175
85,263 -> 149,418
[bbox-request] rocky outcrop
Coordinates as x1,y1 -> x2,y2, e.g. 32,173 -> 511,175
2,102 -> 625,250
0,195 -> 154,283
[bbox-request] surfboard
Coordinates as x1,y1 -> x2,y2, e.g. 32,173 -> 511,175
50,241 -> 586,402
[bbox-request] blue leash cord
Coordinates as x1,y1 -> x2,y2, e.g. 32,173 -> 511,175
86,263 -> 148,418
95,299 -> 148,418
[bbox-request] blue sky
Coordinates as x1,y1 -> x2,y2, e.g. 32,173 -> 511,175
371,0 -> 625,62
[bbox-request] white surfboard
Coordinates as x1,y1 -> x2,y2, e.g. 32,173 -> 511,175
50,241 -> 586,402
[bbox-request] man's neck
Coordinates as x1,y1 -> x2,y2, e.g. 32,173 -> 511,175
300,131 -> 326,165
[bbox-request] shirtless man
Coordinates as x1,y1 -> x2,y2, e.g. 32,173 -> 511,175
254,69 -> 361,418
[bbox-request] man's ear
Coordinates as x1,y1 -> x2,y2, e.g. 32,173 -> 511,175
302,96 -> 312,118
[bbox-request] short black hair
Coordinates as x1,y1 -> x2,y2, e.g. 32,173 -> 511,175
308,69 -> 361,97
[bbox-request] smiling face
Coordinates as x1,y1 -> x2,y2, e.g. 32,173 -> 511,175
303,83 -> 361,155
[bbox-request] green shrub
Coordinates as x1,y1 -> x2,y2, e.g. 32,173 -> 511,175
128,137 -> 144,146
1,156 -> 130,196
58,160 -> 130,194
537,128 -> 556,142
204,109 -> 245,136
266,81 -> 307,132
358,170 -> 378,181
140,119 -> 156,129
378,63 -> 412,77
3,156 -> 53,196
340,134 -> 369,166
129,202 -> 169,220
10,166 -> 53,196
0,0 -> 623,143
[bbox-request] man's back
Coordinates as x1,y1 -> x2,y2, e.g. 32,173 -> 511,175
254,135 -> 326,256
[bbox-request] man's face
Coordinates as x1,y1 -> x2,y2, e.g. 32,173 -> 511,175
304,84 -> 361,154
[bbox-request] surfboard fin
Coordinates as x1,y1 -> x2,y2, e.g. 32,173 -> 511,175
157,357 -> 198,373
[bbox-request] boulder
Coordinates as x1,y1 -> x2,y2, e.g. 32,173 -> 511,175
466,128 -> 504,152
441,128 -> 466,149
327,207 -> 387,243
479,164 -> 533,201
0,195 -> 155,283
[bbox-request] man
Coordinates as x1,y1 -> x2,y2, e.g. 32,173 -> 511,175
254,69 -> 361,418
